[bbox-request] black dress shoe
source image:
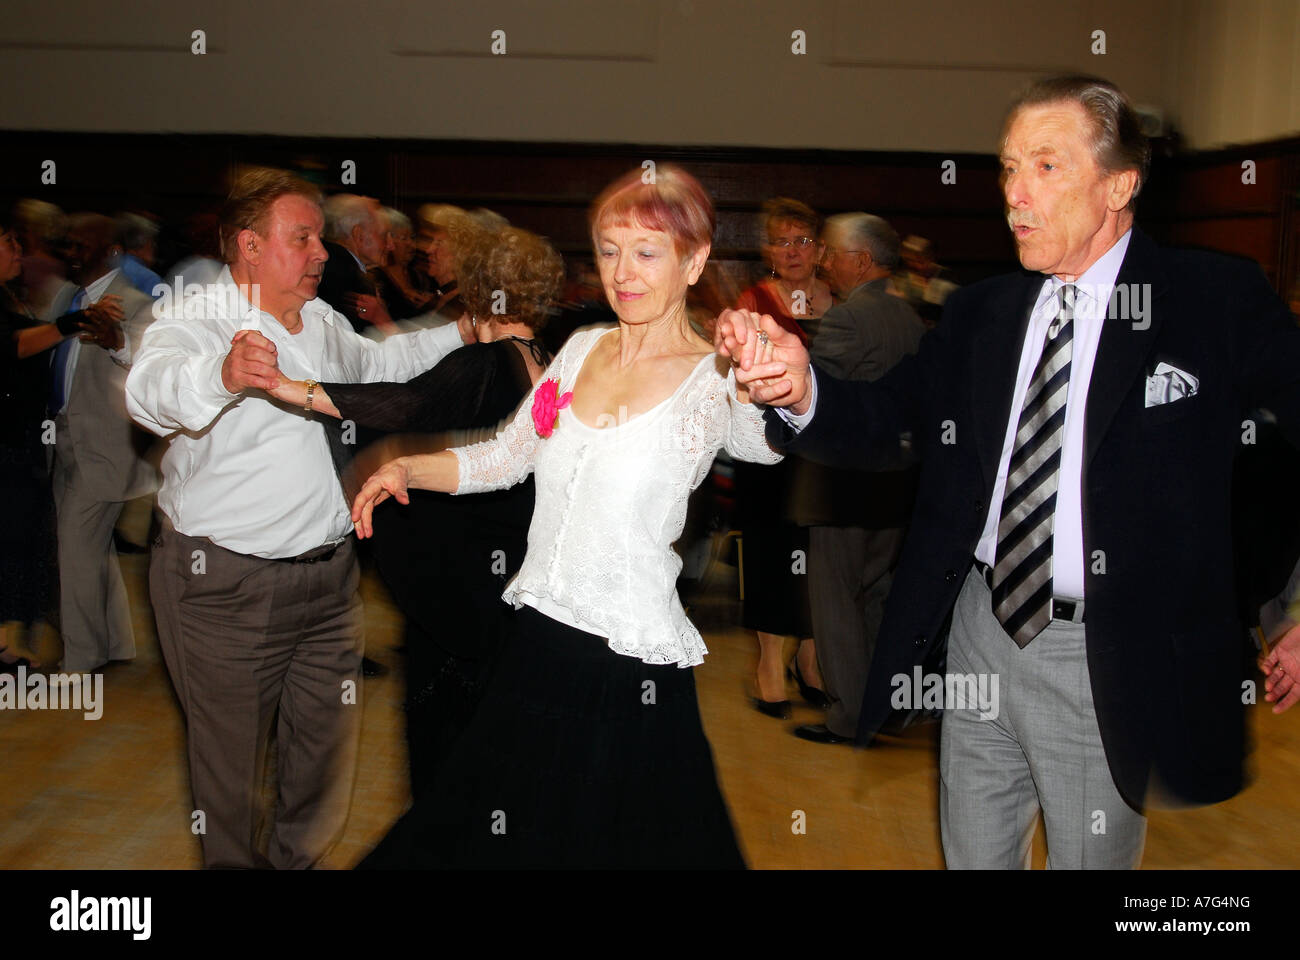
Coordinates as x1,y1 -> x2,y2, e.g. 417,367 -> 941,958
793,723 -> 853,745
362,657 -> 388,678
750,696 -> 792,720
787,661 -> 831,708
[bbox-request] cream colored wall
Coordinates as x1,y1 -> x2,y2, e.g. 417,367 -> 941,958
1168,0 -> 1300,149
1,0 -> 1289,152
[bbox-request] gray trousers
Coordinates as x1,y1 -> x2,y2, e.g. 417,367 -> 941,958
808,525 -> 903,737
51,445 -> 135,672
150,524 -> 364,869
940,567 -> 1146,868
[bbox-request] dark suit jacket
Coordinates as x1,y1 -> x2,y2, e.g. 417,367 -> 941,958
318,240 -> 378,332
767,226 -> 1300,809
793,278 -> 925,527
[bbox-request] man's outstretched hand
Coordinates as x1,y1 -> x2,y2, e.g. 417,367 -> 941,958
714,308 -> 812,415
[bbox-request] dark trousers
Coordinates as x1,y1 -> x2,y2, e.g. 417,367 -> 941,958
808,525 -> 905,737
150,524 -> 364,869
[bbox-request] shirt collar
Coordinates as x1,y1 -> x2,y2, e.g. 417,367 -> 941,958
1040,228 -> 1133,320
84,268 -> 120,303
216,264 -> 337,329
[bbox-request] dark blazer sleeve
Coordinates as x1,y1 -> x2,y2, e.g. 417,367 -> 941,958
1233,258 -> 1300,446
766,294 -> 959,471
321,342 -> 512,435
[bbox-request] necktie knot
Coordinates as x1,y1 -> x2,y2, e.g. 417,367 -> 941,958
1049,284 -> 1076,339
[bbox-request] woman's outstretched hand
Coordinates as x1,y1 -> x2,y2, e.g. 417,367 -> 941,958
351,458 -> 412,538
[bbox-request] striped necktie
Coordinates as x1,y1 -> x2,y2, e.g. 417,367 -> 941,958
991,283 -> 1076,648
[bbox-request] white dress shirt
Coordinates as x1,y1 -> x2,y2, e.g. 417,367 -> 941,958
785,230 -> 1133,600
54,269 -> 133,414
974,230 -> 1130,598
125,265 -> 464,558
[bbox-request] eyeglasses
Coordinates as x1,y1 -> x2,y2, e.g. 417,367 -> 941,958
822,247 -> 865,259
767,236 -> 818,249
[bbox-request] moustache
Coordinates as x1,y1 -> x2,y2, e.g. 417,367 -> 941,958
1007,212 -> 1042,230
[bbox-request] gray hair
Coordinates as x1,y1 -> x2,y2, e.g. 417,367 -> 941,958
323,194 -> 377,243
16,199 -> 65,246
115,212 -> 159,251
824,212 -> 901,270
1004,74 -> 1150,210
382,207 -> 411,233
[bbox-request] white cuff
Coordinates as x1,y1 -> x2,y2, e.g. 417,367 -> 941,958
775,369 -> 818,432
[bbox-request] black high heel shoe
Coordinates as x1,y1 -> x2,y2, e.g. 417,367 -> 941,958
744,678 -> 792,719
750,696 -> 792,720
788,661 -> 831,708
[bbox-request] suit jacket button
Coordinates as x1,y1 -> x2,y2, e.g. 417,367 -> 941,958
913,634 -> 926,647
975,501 -> 984,514
944,569 -> 956,582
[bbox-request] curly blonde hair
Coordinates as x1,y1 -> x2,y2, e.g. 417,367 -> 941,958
459,226 -> 564,331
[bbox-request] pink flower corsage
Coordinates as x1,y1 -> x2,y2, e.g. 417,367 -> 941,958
532,378 -> 573,438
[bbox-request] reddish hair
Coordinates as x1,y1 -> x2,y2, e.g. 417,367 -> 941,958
589,164 -> 715,257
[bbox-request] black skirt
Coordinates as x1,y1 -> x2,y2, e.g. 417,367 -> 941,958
359,604 -> 746,869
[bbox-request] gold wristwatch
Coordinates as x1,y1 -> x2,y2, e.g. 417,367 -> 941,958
304,379 -> 319,413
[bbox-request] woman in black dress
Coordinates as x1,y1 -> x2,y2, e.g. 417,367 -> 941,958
269,226 -> 562,823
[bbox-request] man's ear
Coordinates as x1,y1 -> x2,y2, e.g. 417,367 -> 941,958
684,243 -> 711,285
1107,168 -> 1139,212
237,227 -> 261,266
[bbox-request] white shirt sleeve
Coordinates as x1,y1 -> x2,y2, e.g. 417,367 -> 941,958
773,367 -> 819,432
125,316 -> 239,436
341,319 -> 464,382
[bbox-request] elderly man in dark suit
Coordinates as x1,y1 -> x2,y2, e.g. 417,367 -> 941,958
718,74 -> 1300,868
793,213 -> 925,745
319,194 -> 390,333
47,213 -> 158,673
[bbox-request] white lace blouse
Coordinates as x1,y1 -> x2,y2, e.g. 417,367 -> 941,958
452,325 -> 782,667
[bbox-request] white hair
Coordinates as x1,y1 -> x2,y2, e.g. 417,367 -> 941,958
824,212 -> 901,270
323,194 -> 376,243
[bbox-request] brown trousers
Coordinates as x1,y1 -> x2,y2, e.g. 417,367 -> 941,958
150,523 -> 364,869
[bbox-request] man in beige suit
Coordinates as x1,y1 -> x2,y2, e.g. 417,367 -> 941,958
47,213 -> 158,673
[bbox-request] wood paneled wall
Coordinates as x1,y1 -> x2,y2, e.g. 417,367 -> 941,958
2,131 -> 1296,297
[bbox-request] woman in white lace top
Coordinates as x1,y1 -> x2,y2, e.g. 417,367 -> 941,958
351,165 -> 781,868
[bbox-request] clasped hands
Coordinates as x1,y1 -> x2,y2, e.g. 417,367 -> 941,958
76,294 -> 126,351
221,329 -> 325,411
713,308 -> 813,414
1260,623 -> 1300,714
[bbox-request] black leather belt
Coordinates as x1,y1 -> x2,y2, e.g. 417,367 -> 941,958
972,560 -> 1085,624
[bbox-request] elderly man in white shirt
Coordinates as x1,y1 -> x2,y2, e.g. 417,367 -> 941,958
126,168 -> 468,869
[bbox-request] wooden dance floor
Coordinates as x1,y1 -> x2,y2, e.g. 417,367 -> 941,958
2,517 -> 1298,869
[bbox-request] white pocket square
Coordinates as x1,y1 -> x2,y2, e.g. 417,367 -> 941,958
1145,362 -> 1199,408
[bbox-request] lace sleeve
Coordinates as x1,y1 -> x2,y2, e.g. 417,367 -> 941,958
724,368 -> 783,465
450,378 -> 544,494
449,329 -> 599,494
